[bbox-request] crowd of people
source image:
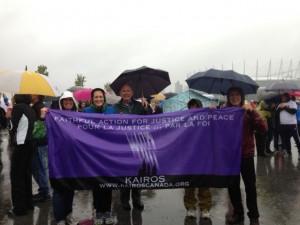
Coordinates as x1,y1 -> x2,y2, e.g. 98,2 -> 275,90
2,84 -> 300,225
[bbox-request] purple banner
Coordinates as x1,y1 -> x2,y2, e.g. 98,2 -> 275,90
46,107 -> 243,190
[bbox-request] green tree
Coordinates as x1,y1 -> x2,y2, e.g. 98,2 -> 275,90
36,65 -> 49,76
74,74 -> 86,87
104,82 -> 113,93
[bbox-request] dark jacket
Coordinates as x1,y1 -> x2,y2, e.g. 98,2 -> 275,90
32,101 -> 47,146
242,110 -> 267,158
113,99 -> 150,115
10,103 -> 36,145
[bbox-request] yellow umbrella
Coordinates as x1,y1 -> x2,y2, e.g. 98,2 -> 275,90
0,70 -> 62,96
152,93 -> 166,100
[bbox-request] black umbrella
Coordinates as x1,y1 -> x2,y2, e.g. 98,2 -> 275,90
258,91 -> 281,104
185,69 -> 259,95
110,66 -> 171,98
264,80 -> 300,93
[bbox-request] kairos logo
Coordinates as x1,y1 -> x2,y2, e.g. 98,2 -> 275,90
125,176 -> 165,184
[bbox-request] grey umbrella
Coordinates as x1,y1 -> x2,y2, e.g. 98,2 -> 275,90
110,66 -> 171,99
185,69 -> 259,95
67,86 -> 87,92
264,80 -> 300,93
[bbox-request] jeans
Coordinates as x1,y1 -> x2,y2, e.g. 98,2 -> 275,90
228,157 -> 259,219
52,189 -> 74,222
32,145 -> 49,196
280,124 -> 300,154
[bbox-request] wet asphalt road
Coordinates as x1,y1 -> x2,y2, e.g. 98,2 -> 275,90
0,129 -> 300,225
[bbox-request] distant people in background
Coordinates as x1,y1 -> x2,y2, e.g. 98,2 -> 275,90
8,94 -> 36,216
250,100 -> 256,110
6,96 -> 15,147
31,95 -> 51,204
50,100 -> 60,110
292,96 -> 300,135
184,99 -> 212,220
113,83 -> 150,211
273,99 -> 283,153
277,93 -> 300,158
0,93 -> 10,129
78,100 -> 87,112
265,102 -> 276,154
255,100 -> 273,156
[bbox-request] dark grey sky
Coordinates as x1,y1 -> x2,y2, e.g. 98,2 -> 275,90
1,0 -> 300,92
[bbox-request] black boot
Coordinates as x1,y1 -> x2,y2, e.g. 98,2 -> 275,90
250,217 -> 260,225
227,214 -> 244,224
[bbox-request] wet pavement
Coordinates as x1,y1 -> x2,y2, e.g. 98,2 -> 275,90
0,128 -> 300,225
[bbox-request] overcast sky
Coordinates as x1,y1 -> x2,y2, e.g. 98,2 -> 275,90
1,0 -> 300,92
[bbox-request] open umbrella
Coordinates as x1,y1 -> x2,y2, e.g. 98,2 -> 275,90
289,91 -> 300,97
106,93 -> 121,105
0,70 -> 62,96
265,80 -> 300,93
258,91 -> 281,104
110,66 -> 171,99
73,88 -> 93,101
73,88 -> 121,105
67,86 -> 87,92
185,69 -> 259,95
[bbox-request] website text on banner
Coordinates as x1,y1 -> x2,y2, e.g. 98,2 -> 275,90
46,107 -> 244,190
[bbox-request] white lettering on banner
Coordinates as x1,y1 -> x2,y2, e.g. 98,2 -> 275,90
125,176 -> 166,184
99,180 -> 190,188
53,110 -> 236,131
207,114 -> 234,120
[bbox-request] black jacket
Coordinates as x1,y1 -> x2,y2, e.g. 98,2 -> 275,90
10,103 -> 36,145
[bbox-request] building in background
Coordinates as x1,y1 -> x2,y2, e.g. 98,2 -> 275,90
175,81 -> 183,93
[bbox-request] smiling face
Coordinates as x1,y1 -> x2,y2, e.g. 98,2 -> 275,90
92,90 -> 105,107
228,90 -> 242,107
119,84 -> 134,103
62,97 -> 74,111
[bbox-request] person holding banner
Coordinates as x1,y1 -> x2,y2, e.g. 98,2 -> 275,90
113,83 -> 150,211
184,99 -> 212,220
225,87 -> 267,225
83,88 -> 116,225
41,91 -> 78,225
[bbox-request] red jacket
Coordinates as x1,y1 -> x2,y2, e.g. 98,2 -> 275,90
242,110 -> 268,158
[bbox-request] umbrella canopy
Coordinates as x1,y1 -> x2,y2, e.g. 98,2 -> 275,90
73,88 -> 93,101
265,80 -> 300,93
0,70 -> 62,96
185,69 -> 259,95
289,91 -> 300,97
258,91 -> 281,104
67,86 -> 87,92
73,88 -> 121,105
106,93 -> 121,105
110,66 -> 171,99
